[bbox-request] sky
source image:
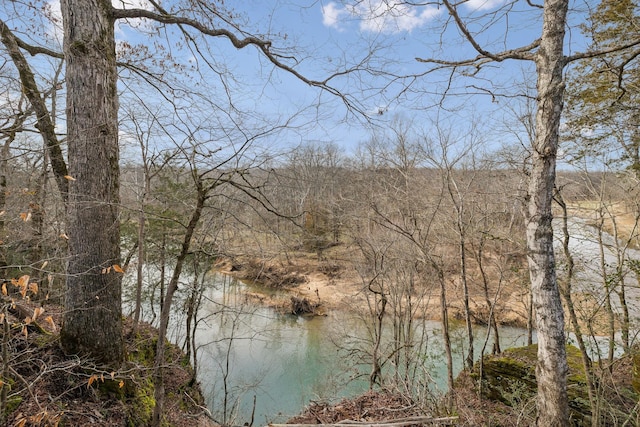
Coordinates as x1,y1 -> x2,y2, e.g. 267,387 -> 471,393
190,0 -> 591,162
1,0 -> 596,164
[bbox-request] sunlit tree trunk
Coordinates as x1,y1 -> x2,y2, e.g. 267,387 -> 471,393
59,0 -> 124,367
526,0 -> 569,424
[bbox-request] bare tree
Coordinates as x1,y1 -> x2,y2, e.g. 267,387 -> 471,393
409,1 -> 640,423
1,0 -> 358,367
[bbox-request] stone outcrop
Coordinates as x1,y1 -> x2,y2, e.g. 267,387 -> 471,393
471,345 -> 591,425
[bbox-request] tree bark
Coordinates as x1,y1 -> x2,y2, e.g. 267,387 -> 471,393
527,0 -> 569,424
59,0 -> 124,367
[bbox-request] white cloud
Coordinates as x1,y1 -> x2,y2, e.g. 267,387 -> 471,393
464,0 -> 507,11
322,2 -> 349,29
45,0 -> 156,42
322,1 -> 440,34
44,0 -> 63,44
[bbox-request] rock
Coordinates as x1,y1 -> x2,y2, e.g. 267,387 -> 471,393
471,344 -> 591,425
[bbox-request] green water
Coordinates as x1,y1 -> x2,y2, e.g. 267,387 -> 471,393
189,276 -> 530,425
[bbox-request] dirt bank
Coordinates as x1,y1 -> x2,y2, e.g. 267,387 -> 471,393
215,247 -> 530,328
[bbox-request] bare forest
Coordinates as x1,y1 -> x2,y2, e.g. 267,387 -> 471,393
1,0 -> 640,426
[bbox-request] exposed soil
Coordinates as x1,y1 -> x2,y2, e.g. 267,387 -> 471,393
215,245 -> 529,328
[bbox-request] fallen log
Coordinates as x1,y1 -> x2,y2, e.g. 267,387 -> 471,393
268,416 -> 459,427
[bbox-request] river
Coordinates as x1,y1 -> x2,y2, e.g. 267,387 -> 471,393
168,274 -> 531,425
128,216 -> 640,424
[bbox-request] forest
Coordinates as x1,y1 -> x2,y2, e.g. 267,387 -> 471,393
1,0 -> 640,426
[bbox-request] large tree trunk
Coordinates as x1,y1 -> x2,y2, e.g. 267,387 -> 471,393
59,0 -> 124,367
527,0 -> 569,425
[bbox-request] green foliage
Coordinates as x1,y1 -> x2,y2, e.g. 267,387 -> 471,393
4,394 -> 21,416
564,0 -> 640,173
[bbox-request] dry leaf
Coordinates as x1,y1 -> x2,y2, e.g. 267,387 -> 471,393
17,275 -> 29,298
17,275 -> 29,288
88,374 -> 98,388
1,283 -> 6,296
41,261 -> 48,269
119,380 -> 125,389
33,307 -> 45,321
113,264 -> 124,273
64,175 -> 76,181
22,325 -> 28,338
59,233 -> 69,240
19,212 -> 31,222
45,316 -> 57,332
28,282 -> 38,295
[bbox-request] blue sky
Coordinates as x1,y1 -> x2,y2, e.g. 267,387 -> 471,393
3,0 -> 596,163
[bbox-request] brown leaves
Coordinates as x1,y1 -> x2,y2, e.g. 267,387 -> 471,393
10,275 -> 38,300
14,410 -> 63,427
45,316 -> 57,332
32,306 -> 45,322
101,264 -> 125,274
87,373 -> 124,389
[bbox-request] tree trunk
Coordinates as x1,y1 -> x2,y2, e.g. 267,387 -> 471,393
59,0 -> 124,367
437,266 -> 454,395
554,189 -> 598,426
527,0 -> 569,424
476,237 -> 500,354
152,180 -> 206,426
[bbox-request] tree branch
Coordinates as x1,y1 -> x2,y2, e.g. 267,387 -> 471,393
0,18 -> 69,201
111,6 -> 365,113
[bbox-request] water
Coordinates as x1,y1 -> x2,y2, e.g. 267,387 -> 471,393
124,217 -> 640,424
181,275 -> 531,425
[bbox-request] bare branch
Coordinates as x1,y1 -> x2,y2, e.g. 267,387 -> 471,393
564,40 -> 640,64
14,37 -> 63,59
0,18 -> 69,200
111,6 -> 365,112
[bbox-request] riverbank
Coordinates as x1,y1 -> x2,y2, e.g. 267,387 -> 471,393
214,245 -> 530,328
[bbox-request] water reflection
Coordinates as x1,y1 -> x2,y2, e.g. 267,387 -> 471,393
188,274 -> 530,424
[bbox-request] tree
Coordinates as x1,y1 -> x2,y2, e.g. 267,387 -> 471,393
564,0 -> 640,176
1,0 -> 352,367
402,0 -> 640,423
58,0 -> 124,365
